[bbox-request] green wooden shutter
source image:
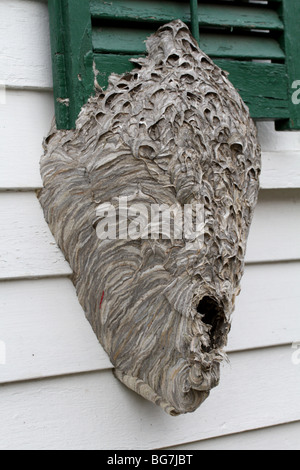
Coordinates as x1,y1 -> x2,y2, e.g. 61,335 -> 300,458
48,0 -> 300,130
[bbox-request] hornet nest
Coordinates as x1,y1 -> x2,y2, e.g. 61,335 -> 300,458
39,20 -> 261,415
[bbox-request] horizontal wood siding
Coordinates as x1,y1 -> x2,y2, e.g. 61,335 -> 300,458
168,421 -> 300,450
0,346 -> 299,450
0,89 -> 53,190
0,278 -> 112,385
0,192 -> 72,279
0,0 -> 52,89
227,261 -> 300,351
0,0 -> 299,450
245,189 -> 300,262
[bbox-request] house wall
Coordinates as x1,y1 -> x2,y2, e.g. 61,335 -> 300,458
0,0 -> 299,450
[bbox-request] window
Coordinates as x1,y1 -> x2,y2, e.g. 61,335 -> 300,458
48,0 -> 300,130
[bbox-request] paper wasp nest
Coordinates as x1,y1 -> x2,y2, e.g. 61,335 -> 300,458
39,20 -> 261,415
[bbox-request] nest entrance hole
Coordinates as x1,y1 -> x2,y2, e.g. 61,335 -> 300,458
197,296 -> 225,348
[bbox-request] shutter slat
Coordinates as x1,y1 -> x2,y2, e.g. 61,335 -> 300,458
92,27 -> 285,60
215,59 -> 289,119
201,33 -> 284,60
199,4 -> 283,31
276,0 -> 300,129
90,0 -> 191,24
90,0 -> 284,31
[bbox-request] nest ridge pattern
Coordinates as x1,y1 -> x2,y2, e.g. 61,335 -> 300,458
39,20 -> 261,415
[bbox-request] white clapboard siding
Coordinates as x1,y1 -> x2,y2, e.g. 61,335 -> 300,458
0,278 -> 112,385
260,151 -> 300,189
0,345 -> 298,450
0,192 -> 72,279
0,0 -> 52,89
0,89 -> 53,190
1,89 -> 300,190
0,262 -> 298,385
168,421 -> 300,450
227,261 -> 300,351
0,190 -> 299,281
245,189 -> 300,262
257,121 -> 300,152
